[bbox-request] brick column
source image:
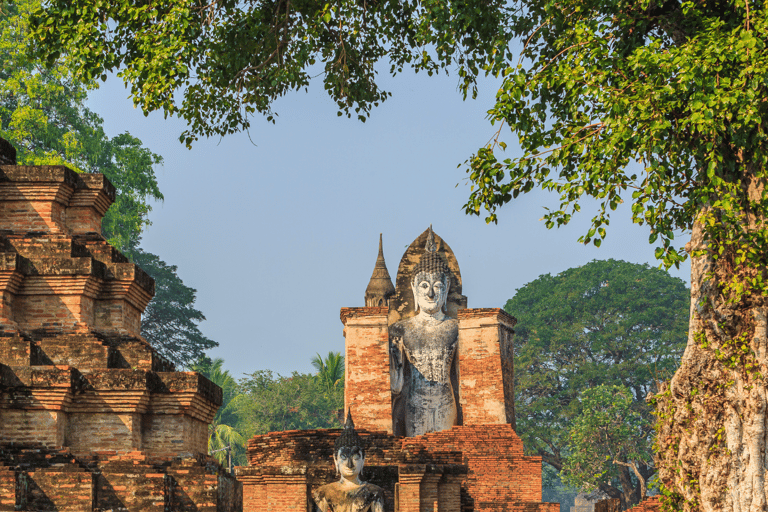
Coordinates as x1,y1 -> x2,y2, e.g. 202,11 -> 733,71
437,473 -> 463,512
234,467 -> 264,512
341,307 -> 392,433
397,466 -> 426,512
457,308 -> 517,428
419,473 -> 441,512
264,472 -> 308,511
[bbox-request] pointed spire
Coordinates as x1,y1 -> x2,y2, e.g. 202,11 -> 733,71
365,234 -> 395,307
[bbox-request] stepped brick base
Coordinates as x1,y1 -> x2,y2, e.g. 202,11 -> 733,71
0,445 -> 241,512
239,425 -> 559,512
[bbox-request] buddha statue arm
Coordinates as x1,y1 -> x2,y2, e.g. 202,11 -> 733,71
311,489 -> 329,512
389,333 -> 405,394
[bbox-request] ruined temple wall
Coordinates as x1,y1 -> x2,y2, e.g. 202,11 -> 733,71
342,305 -> 518,433
0,148 -> 242,511
242,425 -> 557,512
341,306 -> 392,434
68,412 -> 143,453
457,308 -> 516,429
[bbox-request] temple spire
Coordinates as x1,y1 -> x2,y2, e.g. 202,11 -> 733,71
365,234 -> 395,307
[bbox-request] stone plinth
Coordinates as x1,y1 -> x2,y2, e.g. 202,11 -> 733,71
0,155 -> 241,511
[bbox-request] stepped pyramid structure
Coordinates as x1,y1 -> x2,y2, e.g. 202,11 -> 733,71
0,141 -> 241,511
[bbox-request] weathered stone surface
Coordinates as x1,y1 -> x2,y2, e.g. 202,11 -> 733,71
365,234 -> 395,308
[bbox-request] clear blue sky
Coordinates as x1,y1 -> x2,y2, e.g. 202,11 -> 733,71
87,69 -> 691,379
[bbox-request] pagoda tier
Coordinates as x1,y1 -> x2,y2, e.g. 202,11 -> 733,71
0,150 -> 241,511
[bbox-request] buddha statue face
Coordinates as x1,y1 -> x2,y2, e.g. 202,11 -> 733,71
334,446 -> 365,483
412,271 -> 449,315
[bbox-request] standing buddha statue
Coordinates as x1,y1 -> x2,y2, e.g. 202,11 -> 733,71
389,227 -> 460,437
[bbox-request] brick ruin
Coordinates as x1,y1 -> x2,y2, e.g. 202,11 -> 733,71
0,141 -> 241,511
239,229 -> 559,512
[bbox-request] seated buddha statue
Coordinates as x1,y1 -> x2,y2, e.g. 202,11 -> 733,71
312,412 -> 386,512
389,229 -> 460,437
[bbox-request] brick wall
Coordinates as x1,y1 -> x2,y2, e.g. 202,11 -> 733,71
457,309 -> 517,429
622,496 -> 660,512
0,409 -> 67,447
341,307 -> 392,433
0,445 -> 242,512
68,412 -> 143,454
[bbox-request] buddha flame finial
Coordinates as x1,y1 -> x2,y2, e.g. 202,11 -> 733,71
425,225 -> 437,253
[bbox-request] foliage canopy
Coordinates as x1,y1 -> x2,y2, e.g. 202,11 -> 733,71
30,0 -> 768,275
29,0 -> 514,146
235,369 -> 344,440
505,259 -> 688,508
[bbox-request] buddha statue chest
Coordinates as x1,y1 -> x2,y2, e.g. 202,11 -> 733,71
398,317 -> 459,384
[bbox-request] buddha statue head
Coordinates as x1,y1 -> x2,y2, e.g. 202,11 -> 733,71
334,411 -> 366,483
411,228 -> 451,316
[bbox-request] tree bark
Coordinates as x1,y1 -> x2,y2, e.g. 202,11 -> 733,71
654,192 -> 768,511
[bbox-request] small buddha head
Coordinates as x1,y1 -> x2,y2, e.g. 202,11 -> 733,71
411,228 -> 451,315
334,411 -> 366,483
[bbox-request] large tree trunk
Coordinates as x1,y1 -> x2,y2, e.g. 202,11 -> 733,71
654,190 -> 768,511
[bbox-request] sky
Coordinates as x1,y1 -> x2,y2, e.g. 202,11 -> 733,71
87,68 -> 691,380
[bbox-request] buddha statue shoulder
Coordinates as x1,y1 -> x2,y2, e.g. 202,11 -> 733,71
389,228 -> 460,437
312,412 -> 386,512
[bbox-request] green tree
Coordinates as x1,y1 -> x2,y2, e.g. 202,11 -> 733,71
28,0 -> 514,146
190,357 -> 247,467
311,351 -> 345,393
0,0 -> 216,368
132,249 -> 217,368
505,260 -> 688,509
235,369 -> 344,441
563,385 -> 654,509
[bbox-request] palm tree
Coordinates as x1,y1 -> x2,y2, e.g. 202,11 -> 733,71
311,351 -> 345,393
190,357 -> 246,467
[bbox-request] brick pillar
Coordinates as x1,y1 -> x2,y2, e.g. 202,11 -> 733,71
235,467 -> 264,512
264,473 -> 308,511
437,473 -> 462,512
457,308 -> 517,428
398,467 -> 426,512
419,473 -> 441,512
341,307 -> 392,433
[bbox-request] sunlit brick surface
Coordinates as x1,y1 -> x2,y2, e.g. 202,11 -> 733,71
0,158 -> 241,511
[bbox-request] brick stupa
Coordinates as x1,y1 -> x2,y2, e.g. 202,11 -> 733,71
0,141 -> 241,511
238,230 -> 558,512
